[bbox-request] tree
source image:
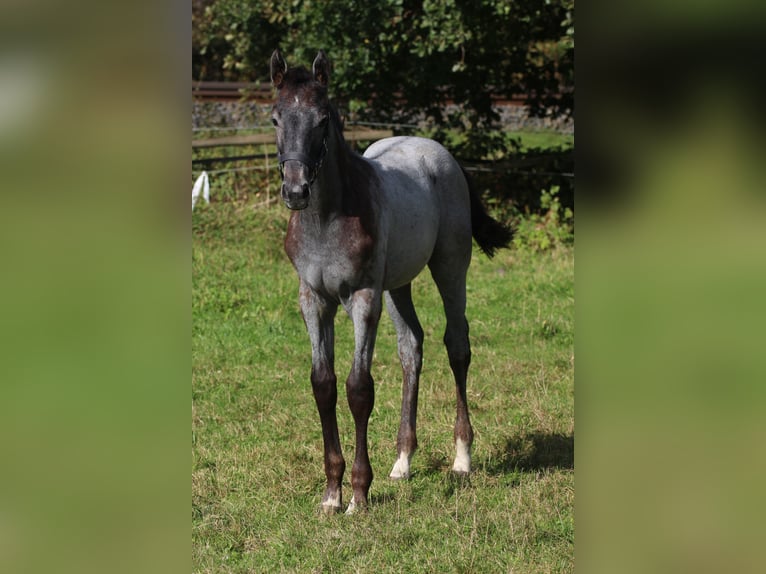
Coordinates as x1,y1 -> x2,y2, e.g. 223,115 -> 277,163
193,0 -> 574,153
280,1 -> 573,123
192,0 -> 286,81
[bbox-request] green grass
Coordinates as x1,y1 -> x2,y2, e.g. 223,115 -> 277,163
192,200 -> 574,573
512,130 -> 573,152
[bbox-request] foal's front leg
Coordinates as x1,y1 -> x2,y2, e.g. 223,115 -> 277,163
299,282 -> 345,514
344,287 -> 382,514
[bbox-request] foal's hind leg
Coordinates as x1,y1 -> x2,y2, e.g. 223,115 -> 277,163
429,262 -> 474,474
385,284 -> 424,480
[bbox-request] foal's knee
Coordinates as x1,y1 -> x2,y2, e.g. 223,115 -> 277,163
346,368 -> 374,419
311,367 -> 337,413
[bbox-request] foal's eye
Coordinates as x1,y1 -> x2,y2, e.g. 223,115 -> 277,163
271,118 -> 279,127
318,116 -> 328,128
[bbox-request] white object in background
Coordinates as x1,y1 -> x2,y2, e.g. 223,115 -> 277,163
192,171 -> 210,210
0,53 -> 49,142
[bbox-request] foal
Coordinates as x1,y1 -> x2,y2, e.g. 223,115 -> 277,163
270,49 -> 511,514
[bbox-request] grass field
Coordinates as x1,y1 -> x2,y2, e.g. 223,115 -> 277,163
192,201 -> 574,573
513,130 -> 573,151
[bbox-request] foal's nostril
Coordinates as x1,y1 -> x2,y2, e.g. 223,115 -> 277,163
281,181 -> 310,209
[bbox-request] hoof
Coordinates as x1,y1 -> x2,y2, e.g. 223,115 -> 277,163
451,460 -> 471,475
320,502 -> 343,515
389,470 -> 411,480
389,453 -> 412,480
320,490 -> 342,515
388,463 -> 411,480
345,497 -> 367,515
451,457 -> 471,475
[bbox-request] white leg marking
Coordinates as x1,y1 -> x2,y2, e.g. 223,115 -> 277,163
389,451 -> 412,480
345,496 -> 358,515
321,491 -> 342,513
452,438 -> 471,474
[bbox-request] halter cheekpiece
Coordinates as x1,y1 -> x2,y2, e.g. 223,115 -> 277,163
278,136 -> 328,185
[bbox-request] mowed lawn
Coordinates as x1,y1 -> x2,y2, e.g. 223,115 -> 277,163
192,201 -> 574,573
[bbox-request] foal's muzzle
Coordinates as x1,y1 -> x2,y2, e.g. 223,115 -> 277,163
278,138 -> 328,210
281,180 -> 311,210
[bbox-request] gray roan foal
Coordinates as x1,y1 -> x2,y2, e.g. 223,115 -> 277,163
270,49 -> 512,514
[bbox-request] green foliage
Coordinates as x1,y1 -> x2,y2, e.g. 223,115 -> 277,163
283,1 -> 573,137
512,186 -> 574,252
193,1 -> 575,155
192,0 -> 287,81
461,132 -> 574,235
512,130 -> 574,152
421,120 -> 516,160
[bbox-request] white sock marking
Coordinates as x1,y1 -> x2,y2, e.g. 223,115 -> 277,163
452,438 -> 471,474
389,451 -> 412,479
322,491 -> 342,511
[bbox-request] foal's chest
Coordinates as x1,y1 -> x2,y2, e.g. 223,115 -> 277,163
285,213 -> 377,299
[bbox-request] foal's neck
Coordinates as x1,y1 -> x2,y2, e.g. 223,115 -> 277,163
302,122 -> 373,224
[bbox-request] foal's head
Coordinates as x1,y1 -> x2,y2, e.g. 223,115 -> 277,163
270,49 -> 333,210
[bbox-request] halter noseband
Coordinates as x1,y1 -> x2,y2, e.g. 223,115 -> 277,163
278,136 -> 328,185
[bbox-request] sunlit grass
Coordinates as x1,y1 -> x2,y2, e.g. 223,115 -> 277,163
513,130 -> 574,151
192,200 -> 573,573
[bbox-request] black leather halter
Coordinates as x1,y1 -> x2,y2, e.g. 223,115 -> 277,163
278,136 -> 328,185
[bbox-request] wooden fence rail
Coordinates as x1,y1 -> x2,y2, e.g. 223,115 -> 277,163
192,129 -> 393,149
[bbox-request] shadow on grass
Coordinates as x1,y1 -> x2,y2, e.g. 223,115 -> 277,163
370,460 -> 474,503
369,490 -> 399,507
484,432 -> 574,475
364,433 -> 573,506
424,453 -> 449,476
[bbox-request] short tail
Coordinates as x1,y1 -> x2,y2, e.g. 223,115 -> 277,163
463,167 -> 513,258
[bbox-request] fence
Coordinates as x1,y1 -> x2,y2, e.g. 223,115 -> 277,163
191,117 -> 573,213
191,123 -> 404,207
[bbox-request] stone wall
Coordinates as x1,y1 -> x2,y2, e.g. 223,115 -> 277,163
192,100 -> 573,134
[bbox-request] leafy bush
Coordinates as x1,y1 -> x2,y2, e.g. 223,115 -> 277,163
193,0 -> 574,143
512,186 -> 574,252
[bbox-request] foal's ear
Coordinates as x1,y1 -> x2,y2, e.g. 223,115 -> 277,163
312,50 -> 330,87
270,49 -> 287,88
